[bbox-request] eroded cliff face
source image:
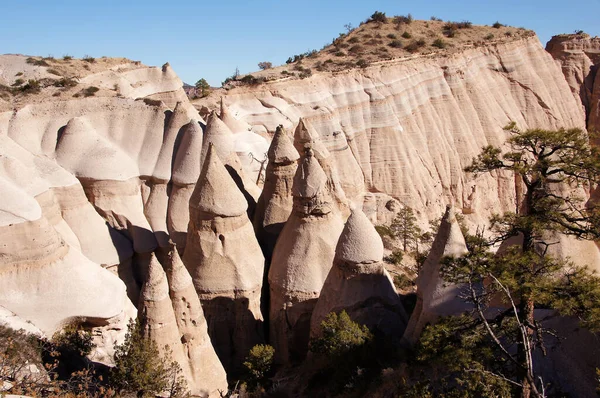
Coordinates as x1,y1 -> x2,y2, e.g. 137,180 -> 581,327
204,36 -> 585,230
546,33 -> 600,132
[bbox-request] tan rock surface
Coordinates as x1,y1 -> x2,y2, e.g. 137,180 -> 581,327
183,144 -> 264,373
269,150 -> 345,364
164,244 -> 228,397
403,205 -> 469,345
310,208 -> 407,339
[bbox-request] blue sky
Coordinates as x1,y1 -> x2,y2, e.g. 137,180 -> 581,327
1,1 -> 598,86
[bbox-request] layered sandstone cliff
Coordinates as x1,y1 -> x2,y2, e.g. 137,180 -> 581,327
546,33 -> 600,132
198,35 -> 586,231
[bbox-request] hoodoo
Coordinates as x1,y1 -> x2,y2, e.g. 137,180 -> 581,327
402,205 -> 469,345
268,148 -> 345,364
253,125 -> 300,258
138,253 -> 191,384
183,143 -> 265,373
293,118 -> 350,216
168,120 -> 204,250
164,243 -> 228,397
310,207 -> 408,339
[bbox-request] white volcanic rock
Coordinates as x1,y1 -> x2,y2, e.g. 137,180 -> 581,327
211,36 -> 586,230
310,208 -> 407,339
403,205 -> 469,345
269,150 -> 345,364
165,244 -> 228,397
546,34 -> 600,131
254,125 -> 299,257
139,254 -> 192,385
183,144 -> 264,373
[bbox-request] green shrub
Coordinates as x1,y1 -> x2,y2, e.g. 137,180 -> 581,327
492,21 -> 504,29
82,55 -> 95,63
53,77 -> 78,88
405,39 -> 426,53
26,57 -> 49,66
387,33 -> 397,39
62,54 -> 73,61
348,36 -> 360,44
15,71 -> 23,76
111,319 -> 188,398
401,31 -> 412,39
393,14 -> 413,26
393,273 -> 415,290
243,344 -> 275,389
11,78 -> 24,86
369,11 -> 387,23
19,79 -> 41,94
432,38 -> 446,49
356,59 -> 369,68
430,16 -> 443,21
484,33 -> 494,40
310,311 -> 372,357
349,44 -> 363,54
384,250 -> 404,265
375,225 -> 395,238
389,40 -> 403,48
334,50 -> 346,57
82,86 -> 99,97
47,68 -> 61,76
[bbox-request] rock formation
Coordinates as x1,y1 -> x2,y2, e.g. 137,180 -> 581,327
253,125 -> 300,257
268,149 -> 345,364
201,35 -> 585,229
183,143 -> 264,373
164,244 -> 228,397
402,205 -> 469,345
546,34 -> 600,131
310,208 -> 408,339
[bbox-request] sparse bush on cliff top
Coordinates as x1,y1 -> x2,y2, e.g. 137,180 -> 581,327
257,61 -> 272,70
369,11 -> 387,23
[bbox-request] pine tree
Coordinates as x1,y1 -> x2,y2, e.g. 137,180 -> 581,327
415,125 -> 600,398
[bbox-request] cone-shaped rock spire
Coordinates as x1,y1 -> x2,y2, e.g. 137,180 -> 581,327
183,145 -> 265,374
220,98 -> 252,133
139,253 -> 192,385
165,244 -> 228,397
310,208 -> 407,339
403,205 -> 469,345
190,143 -> 247,218
253,125 -> 299,256
168,120 -> 204,250
268,147 -> 345,364
200,111 -> 235,165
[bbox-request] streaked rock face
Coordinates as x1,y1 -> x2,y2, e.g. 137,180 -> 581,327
211,36 -> 585,229
546,34 -> 600,132
183,144 -> 265,373
269,150 -> 345,364
310,208 -> 407,340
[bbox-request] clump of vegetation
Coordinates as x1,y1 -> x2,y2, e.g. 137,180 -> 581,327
194,78 -> 210,98
375,225 -> 395,238
405,39 -> 426,53
349,44 -> 363,54
62,54 -> 73,61
257,61 -> 272,70
141,98 -> 163,107
369,11 -> 387,23
484,33 -> 495,40
47,68 -> 61,76
401,31 -> 412,39
11,78 -> 24,87
243,344 -> 275,390
348,36 -> 360,44
25,57 -> 49,67
82,86 -> 99,97
393,273 -> 415,290
19,79 -> 41,94
432,38 -> 446,49
15,71 -> 23,76
386,33 -> 397,39
334,50 -> 346,57
53,77 -> 78,88
393,14 -> 413,28
82,55 -> 96,63
388,40 -> 403,49
384,250 -> 404,265
356,59 -> 369,68
492,21 -> 504,28
111,319 -> 188,398
430,16 -> 443,21
310,311 -> 372,357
